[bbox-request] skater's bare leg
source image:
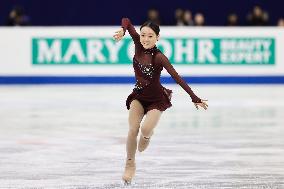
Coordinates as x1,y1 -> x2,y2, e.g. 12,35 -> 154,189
127,100 -> 144,159
138,109 -> 162,152
123,100 -> 144,183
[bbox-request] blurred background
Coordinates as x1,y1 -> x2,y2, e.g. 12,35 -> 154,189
0,0 -> 284,188
1,0 -> 284,26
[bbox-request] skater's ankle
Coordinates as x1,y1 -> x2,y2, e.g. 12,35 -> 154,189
126,158 -> 135,162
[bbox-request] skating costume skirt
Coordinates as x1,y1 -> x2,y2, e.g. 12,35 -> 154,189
126,83 -> 172,114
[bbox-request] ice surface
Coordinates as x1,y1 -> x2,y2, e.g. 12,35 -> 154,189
0,84 -> 283,188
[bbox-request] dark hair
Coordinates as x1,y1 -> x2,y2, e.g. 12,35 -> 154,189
140,21 -> 160,36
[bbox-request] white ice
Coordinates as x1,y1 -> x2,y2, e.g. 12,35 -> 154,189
0,84 -> 284,189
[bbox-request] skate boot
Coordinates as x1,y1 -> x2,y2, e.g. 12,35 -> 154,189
138,134 -> 151,152
122,159 -> 136,185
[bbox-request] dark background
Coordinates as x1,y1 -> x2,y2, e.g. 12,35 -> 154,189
0,0 -> 282,26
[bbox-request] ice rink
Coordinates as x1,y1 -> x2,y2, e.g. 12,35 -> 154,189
0,84 -> 283,189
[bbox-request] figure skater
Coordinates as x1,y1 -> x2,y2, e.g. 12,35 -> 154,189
113,18 -> 208,184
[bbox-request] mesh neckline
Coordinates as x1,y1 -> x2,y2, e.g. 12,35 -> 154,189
143,46 -> 159,55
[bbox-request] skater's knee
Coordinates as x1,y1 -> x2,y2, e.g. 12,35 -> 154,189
128,128 -> 139,138
128,119 -> 140,128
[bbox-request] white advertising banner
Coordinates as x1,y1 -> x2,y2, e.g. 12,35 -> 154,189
0,27 -> 283,83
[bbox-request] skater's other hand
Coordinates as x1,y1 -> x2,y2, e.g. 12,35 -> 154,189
194,99 -> 208,110
113,28 -> 124,42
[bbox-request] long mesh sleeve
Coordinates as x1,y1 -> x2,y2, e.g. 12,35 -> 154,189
158,54 -> 201,103
121,18 -> 140,45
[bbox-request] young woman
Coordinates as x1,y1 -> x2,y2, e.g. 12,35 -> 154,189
113,18 -> 208,184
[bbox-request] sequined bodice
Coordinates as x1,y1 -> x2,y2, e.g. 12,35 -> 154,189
133,57 -> 157,91
136,60 -> 154,79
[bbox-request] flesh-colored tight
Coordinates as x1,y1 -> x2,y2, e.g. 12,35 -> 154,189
126,100 -> 162,160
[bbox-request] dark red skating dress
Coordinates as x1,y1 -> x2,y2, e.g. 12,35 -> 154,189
122,18 -> 201,114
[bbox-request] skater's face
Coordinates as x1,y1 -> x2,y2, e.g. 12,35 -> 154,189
140,26 -> 159,49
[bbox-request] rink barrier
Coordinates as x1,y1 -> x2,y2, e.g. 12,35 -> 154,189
1,27 -> 284,84
1,76 -> 284,84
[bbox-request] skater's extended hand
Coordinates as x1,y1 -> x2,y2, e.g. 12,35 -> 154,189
194,99 -> 208,110
113,28 -> 124,42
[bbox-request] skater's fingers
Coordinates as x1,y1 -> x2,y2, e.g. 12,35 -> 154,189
114,32 -> 122,38
195,102 -> 208,110
114,34 -> 123,39
201,103 -> 208,110
201,104 -> 207,110
113,35 -> 123,42
114,33 -> 121,37
115,29 -> 122,34
194,104 -> 199,110
203,102 -> 208,108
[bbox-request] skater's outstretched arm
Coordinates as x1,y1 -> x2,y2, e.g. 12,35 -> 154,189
157,53 -> 208,110
113,18 -> 140,45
